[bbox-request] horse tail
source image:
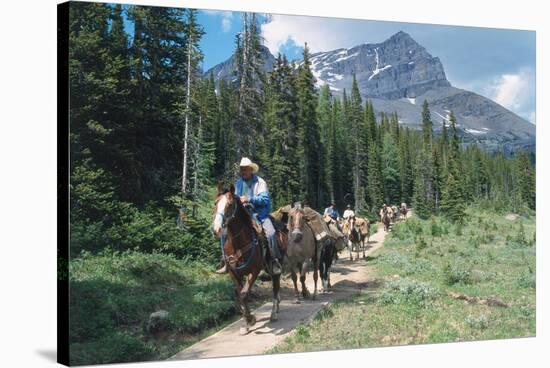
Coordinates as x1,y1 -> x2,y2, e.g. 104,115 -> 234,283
319,240 -> 326,276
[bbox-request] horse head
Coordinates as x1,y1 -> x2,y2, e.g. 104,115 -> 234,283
211,182 -> 237,238
288,202 -> 305,243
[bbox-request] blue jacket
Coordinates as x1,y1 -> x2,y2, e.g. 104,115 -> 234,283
324,207 -> 339,220
235,174 -> 271,221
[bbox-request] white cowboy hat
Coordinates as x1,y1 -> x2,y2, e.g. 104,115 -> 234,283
239,157 -> 259,173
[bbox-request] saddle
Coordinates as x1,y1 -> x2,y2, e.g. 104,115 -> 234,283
250,215 -> 288,261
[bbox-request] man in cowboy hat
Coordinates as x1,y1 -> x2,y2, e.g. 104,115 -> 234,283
216,157 -> 282,275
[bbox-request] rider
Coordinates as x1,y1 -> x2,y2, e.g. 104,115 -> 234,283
342,204 -> 355,220
323,202 -> 339,221
216,157 -> 282,275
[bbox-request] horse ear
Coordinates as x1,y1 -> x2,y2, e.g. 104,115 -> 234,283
229,184 -> 235,194
216,181 -> 223,195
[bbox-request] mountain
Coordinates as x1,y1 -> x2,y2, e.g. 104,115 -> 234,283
204,44 -> 276,82
205,31 -> 535,153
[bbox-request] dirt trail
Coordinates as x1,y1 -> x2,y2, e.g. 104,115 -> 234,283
170,220 -> 395,361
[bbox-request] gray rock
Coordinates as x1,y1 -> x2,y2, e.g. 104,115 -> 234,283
147,310 -> 171,333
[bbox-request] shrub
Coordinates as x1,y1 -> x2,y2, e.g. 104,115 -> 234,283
70,332 -> 155,366
415,236 -> 428,252
468,235 -> 480,249
379,279 -> 440,307
379,252 -> 432,275
443,262 -> 472,285
517,271 -> 536,289
465,315 -> 489,330
69,251 -> 235,365
430,217 -> 442,237
454,222 -> 463,236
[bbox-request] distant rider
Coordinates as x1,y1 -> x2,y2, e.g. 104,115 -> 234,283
323,202 -> 340,221
342,204 -> 355,220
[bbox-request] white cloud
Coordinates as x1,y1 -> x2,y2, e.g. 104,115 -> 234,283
203,10 -> 233,33
491,71 -> 529,111
456,68 -> 535,123
221,17 -> 232,32
260,14 -> 355,55
529,111 -> 536,124
487,68 -> 536,123
220,12 -> 233,32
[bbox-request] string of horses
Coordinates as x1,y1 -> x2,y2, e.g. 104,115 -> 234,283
212,182 -> 409,335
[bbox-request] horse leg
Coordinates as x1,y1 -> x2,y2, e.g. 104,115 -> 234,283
348,238 -> 353,261
318,255 -> 326,293
312,261 -> 319,300
290,268 -> 300,303
300,262 -> 311,299
270,273 -> 281,321
362,237 -> 366,259
229,273 -> 250,336
238,272 -> 258,334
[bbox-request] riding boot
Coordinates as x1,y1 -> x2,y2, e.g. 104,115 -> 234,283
215,260 -> 227,274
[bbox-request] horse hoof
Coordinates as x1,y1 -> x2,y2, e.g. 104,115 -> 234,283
248,315 -> 256,326
294,298 -> 301,304
239,327 -> 249,335
270,313 -> 278,322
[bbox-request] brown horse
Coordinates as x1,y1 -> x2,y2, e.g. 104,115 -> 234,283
343,216 -> 362,261
381,207 -> 392,232
211,184 -> 287,334
286,203 -> 320,302
355,217 -> 370,259
400,202 -> 408,218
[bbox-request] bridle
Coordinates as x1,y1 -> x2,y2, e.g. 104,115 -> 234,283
288,207 -> 304,233
215,193 -> 258,271
215,193 -> 238,230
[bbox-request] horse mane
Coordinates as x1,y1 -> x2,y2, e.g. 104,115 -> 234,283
233,194 -> 255,231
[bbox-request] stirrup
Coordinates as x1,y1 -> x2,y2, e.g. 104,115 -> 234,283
272,259 -> 282,275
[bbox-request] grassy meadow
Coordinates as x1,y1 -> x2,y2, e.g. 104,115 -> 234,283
271,206 -> 536,353
68,251 -> 240,365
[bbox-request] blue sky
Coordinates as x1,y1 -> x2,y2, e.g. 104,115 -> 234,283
198,10 -> 536,123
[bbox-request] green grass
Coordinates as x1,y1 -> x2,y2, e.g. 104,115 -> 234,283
271,206 -> 535,353
69,250 -> 237,365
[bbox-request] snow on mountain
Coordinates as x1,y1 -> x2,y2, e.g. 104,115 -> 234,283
204,31 -> 535,154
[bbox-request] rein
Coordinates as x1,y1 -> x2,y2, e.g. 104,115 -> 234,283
220,197 -> 258,271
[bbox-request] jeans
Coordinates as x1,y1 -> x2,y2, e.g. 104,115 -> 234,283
261,217 -> 280,260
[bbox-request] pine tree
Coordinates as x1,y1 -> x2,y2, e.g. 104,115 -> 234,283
398,127 -> 414,204
413,147 -> 436,218
261,54 -> 300,207
515,152 -> 536,210
296,43 -> 323,208
179,8 -> 205,204
234,13 -> 265,158
317,85 -> 334,202
421,99 -> 433,147
381,132 -> 401,204
350,75 -> 366,210
440,172 -> 466,221
440,110 -> 467,220
412,100 -> 435,216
